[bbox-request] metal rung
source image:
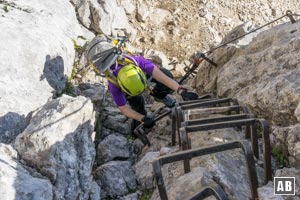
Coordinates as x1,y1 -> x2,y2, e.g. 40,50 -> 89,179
184,118 -> 256,132
182,114 -> 251,126
153,140 -> 258,200
180,118 -> 271,184
181,98 -> 236,110
190,184 -> 229,200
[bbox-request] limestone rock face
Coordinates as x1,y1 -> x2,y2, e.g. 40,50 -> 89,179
14,95 -> 98,200
193,19 -> 300,199
0,0 -> 93,142
0,143 -> 53,200
217,22 -> 300,125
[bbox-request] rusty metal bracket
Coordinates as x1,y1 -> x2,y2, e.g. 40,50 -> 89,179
180,118 -> 271,183
152,140 -> 258,200
190,184 -> 229,200
286,10 -> 296,23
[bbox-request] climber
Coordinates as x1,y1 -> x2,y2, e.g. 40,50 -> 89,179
88,36 -> 198,130
108,54 -> 199,130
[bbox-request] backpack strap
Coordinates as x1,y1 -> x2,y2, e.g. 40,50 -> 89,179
105,69 -> 119,87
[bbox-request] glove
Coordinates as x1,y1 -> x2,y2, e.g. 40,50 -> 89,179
142,116 -> 156,129
179,88 -> 198,101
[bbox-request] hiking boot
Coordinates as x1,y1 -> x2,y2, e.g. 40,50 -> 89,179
155,95 -> 176,108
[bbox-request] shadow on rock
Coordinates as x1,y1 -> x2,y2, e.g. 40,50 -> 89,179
0,112 -> 32,144
40,55 -> 67,95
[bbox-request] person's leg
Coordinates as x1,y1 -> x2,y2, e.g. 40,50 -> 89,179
127,95 -> 146,130
151,67 -> 176,107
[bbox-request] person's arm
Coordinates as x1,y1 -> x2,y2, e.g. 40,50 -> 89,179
119,105 -> 156,128
118,105 -> 144,122
151,66 -> 180,91
151,65 -> 199,100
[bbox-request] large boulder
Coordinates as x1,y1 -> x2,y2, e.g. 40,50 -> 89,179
0,143 -> 53,200
0,0 -> 93,143
97,133 -> 131,163
14,95 -> 99,200
196,21 -> 300,125
95,161 -> 137,199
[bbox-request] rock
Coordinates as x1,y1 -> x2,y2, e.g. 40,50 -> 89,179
120,0 -> 136,15
150,167 -> 212,200
194,45 -> 237,93
90,181 -> 101,200
258,181 -> 284,200
97,133 -> 130,163
0,112 -> 31,144
151,30 -> 167,44
119,192 -> 142,200
221,21 -> 261,46
189,129 -> 263,199
0,143 -> 53,200
89,0 -> 137,38
159,146 -> 177,156
104,106 -> 122,115
136,3 -> 150,22
78,83 -> 106,103
71,0 -> 91,28
0,0 -> 93,128
275,167 -> 300,198
14,95 -> 96,200
286,125 -> 300,167
196,21 -> 300,125
95,161 -> 137,198
148,8 -> 170,25
103,114 -> 127,123
144,49 -> 172,70
295,103 -> 300,122
134,151 -> 160,190
103,115 -> 131,135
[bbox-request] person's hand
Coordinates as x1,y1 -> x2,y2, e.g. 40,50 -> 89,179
142,116 -> 156,129
180,88 -> 198,101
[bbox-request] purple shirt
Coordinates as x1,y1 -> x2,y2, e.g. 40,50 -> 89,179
108,55 -> 155,106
